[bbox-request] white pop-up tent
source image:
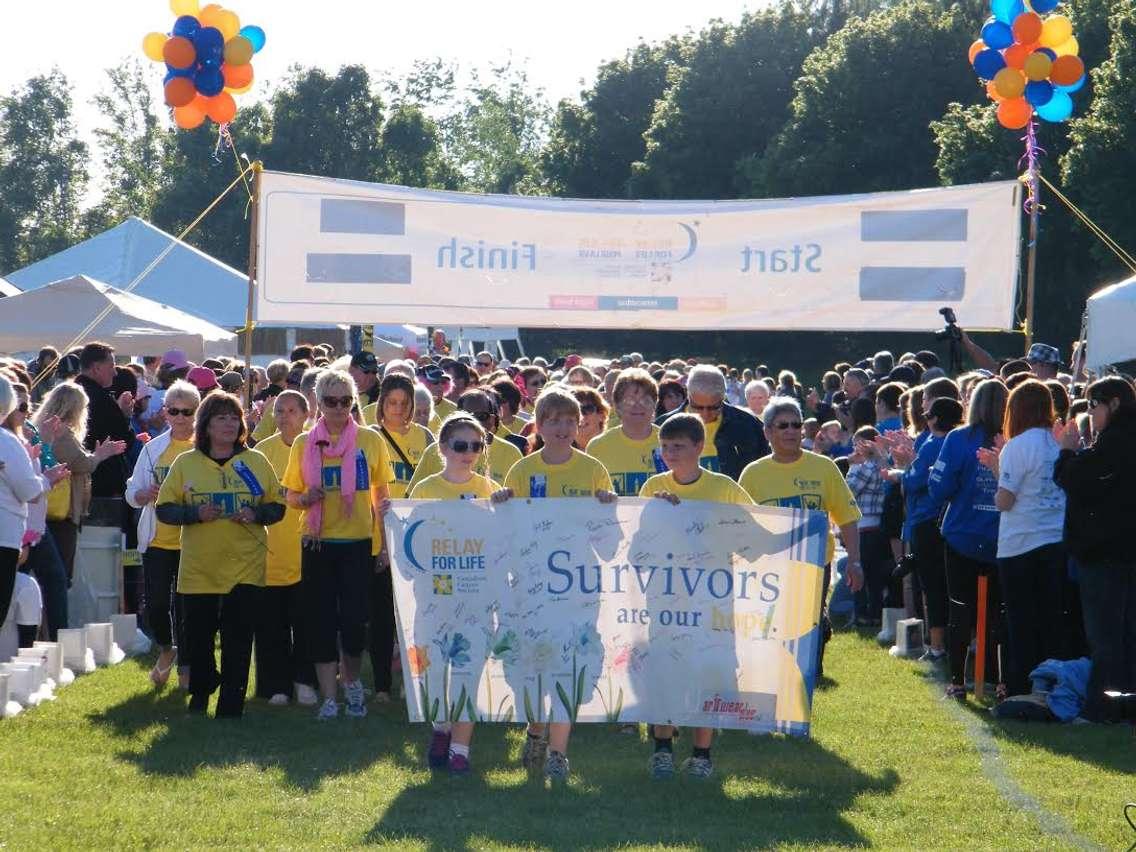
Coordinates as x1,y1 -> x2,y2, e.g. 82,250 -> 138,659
0,277 -> 19,297
0,275 -> 237,361
1086,275 -> 1136,370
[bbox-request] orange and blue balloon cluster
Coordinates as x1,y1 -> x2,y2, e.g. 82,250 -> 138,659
969,0 -> 1085,130
142,0 -> 265,129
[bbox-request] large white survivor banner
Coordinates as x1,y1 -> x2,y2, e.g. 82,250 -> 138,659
385,497 -> 830,736
257,170 -> 1020,331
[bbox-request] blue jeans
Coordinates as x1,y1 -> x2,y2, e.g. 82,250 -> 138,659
1078,559 -> 1136,722
26,529 -> 68,640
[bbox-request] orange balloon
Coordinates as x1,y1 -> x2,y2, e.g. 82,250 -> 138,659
1050,54 -> 1085,86
968,39 -> 985,65
164,76 -> 197,107
174,101 -> 206,130
222,62 -> 254,89
1012,12 -> 1042,45
1003,43 -> 1031,69
205,92 -> 237,123
162,36 -> 196,70
997,97 -> 1033,130
986,81 -> 1005,102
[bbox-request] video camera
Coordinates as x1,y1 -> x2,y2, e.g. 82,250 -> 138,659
934,307 -> 963,374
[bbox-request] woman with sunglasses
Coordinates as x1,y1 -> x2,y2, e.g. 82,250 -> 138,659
369,373 -> 435,703
407,413 -> 500,774
126,379 -> 201,688
571,387 -> 608,450
282,370 -> 393,720
155,392 -> 283,717
738,397 -> 864,678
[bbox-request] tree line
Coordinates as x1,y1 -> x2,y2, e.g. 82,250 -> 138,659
1,0 -> 1131,350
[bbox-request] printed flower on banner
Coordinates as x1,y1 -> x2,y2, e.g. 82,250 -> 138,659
406,645 -> 430,677
484,627 -> 519,665
434,631 -> 471,669
562,621 -> 603,663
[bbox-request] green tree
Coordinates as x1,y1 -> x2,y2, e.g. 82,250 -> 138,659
0,70 -> 89,273
84,60 -> 166,234
757,1 -> 979,198
379,103 -> 462,189
541,39 -> 688,198
631,5 -> 822,199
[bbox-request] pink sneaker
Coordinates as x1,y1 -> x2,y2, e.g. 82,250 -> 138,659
447,752 -> 471,776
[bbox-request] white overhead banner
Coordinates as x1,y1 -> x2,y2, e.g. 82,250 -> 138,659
257,171 -> 1021,331
385,497 -> 829,735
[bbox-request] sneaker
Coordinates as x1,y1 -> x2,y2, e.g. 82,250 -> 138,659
521,732 -> 548,770
428,728 -> 451,769
268,693 -> 290,706
295,683 -> 319,706
317,698 -> 340,720
648,749 -> 674,780
343,679 -> 367,718
447,752 -> 471,776
544,750 -> 570,783
944,684 -> 967,702
918,648 -> 947,665
682,756 -> 714,779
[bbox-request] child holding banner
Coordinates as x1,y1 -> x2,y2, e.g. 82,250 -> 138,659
639,413 -> 754,779
496,387 -> 617,783
407,413 -> 498,774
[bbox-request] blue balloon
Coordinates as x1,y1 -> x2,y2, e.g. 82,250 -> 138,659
973,49 -> 1007,81
1025,80 -> 1055,107
991,0 -> 1024,25
194,66 -> 224,97
982,20 -> 1014,50
1038,47 -> 1057,61
171,15 -> 200,39
192,26 -> 224,62
1037,90 -> 1073,122
1030,0 -> 1059,11
164,64 -> 193,80
239,25 -> 266,53
1057,75 -> 1086,94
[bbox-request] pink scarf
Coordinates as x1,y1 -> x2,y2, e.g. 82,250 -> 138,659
301,416 -> 358,537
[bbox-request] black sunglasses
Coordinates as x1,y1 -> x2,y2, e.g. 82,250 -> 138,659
579,404 -> 599,415
773,421 -> 803,430
449,440 -> 485,454
17,402 -> 29,413
322,395 -> 353,409
690,402 -> 722,412
166,406 -> 197,417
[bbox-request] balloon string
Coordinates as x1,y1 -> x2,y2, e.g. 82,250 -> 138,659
1038,172 -> 1136,274
28,161 -> 259,390
1018,118 -> 1046,216
217,123 -> 257,212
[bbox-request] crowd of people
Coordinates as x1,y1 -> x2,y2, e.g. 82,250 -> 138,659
1,333 -> 1133,781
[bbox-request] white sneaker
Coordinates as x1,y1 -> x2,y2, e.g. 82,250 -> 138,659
268,693 -> 290,706
343,679 -> 367,718
295,683 -> 319,706
317,698 -> 339,720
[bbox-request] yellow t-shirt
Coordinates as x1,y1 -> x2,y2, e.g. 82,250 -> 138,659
408,472 -> 498,501
504,448 -> 613,498
639,469 -> 754,505
282,427 -> 393,543
700,417 -> 721,473
158,448 -> 282,594
738,451 -> 862,564
434,397 -> 458,421
255,433 -> 303,586
150,437 -> 195,551
361,402 -> 379,427
586,425 -> 664,497
374,422 -> 434,498
406,435 -> 521,494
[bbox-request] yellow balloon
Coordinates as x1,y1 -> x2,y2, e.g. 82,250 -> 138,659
1023,52 -> 1052,82
994,67 -> 1026,99
1039,15 -> 1073,48
214,9 -> 241,41
169,0 -> 200,14
1054,35 -> 1080,57
142,32 -> 168,62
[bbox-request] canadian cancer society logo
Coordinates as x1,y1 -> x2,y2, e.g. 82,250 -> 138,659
403,520 -> 487,574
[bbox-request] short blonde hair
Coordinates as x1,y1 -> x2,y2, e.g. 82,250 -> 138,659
163,379 -> 202,411
314,369 -> 357,409
534,386 -> 580,424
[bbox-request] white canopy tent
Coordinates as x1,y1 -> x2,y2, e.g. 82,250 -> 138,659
0,275 -> 237,361
1086,275 -> 1136,370
0,277 -> 19,297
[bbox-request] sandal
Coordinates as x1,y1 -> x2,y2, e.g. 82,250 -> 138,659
150,652 -> 176,689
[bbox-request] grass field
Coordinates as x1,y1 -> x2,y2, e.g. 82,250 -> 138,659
0,629 -> 1132,850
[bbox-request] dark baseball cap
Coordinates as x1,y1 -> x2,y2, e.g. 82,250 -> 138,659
418,365 -> 448,384
350,351 -> 379,373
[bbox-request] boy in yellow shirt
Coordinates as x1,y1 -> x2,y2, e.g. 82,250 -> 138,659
496,387 -> 616,783
639,413 -> 753,779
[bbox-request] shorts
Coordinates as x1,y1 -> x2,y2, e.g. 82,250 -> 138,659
300,539 -> 372,663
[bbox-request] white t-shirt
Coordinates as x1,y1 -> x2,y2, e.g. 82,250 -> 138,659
0,572 -> 43,662
997,427 -> 1066,558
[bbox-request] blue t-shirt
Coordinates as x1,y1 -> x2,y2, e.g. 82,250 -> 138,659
928,425 -> 999,562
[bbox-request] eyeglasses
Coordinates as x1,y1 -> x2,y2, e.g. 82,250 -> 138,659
689,402 -> 723,413
321,395 -> 353,409
449,440 -> 485,454
166,407 -> 197,417
772,421 -> 804,431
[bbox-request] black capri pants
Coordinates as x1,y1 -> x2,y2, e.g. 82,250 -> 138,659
300,539 -> 372,663
912,520 -> 948,631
